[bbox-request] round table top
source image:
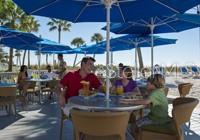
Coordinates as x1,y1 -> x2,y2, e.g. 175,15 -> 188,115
27,78 -> 52,82
0,83 -> 16,87
68,94 -> 145,112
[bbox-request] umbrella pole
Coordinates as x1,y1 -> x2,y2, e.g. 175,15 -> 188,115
52,53 -> 55,69
111,52 -> 113,66
135,44 -> 138,80
105,1 -> 111,101
150,18 -> 155,75
198,5 -> 200,61
93,53 -> 95,58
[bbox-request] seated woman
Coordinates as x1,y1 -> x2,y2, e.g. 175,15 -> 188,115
17,65 -> 29,95
112,66 -> 141,95
120,74 -> 171,137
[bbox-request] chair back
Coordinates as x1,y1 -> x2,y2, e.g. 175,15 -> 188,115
28,81 -> 36,89
71,109 -> 130,139
0,86 -> 17,97
172,97 -> 199,140
164,87 -> 169,96
178,83 -> 193,97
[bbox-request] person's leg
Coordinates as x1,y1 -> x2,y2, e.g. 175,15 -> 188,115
130,116 -> 155,140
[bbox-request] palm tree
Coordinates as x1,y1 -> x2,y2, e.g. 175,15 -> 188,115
137,47 -> 144,75
91,33 -> 103,58
3,53 -> 9,63
71,37 -> 85,67
0,0 -> 25,71
19,16 -> 40,68
15,50 -> 22,66
41,52 -> 51,65
47,18 -> 71,43
0,45 -> 5,61
47,18 -> 71,66
0,0 -> 39,71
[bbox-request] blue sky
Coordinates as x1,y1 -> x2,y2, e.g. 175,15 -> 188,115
10,9 -> 200,67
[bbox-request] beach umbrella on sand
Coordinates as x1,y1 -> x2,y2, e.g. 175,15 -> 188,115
105,13 -> 200,73
13,0 -> 200,100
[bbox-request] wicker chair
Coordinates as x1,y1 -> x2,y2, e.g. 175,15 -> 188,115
164,87 -> 169,96
71,109 -> 130,140
42,79 -> 59,100
138,97 -> 199,140
178,83 -> 193,97
26,81 -> 38,102
60,109 -> 70,140
0,86 -> 17,115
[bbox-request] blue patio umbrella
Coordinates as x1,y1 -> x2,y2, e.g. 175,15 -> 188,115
13,0 -> 200,100
7,38 -> 72,69
41,47 -> 104,54
82,34 -> 177,78
104,13 -> 200,73
0,26 -> 42,46
110,35 -> 177,78
9,39 -> 72,52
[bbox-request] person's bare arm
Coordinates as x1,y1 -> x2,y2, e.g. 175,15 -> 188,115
58,83 -> 66,107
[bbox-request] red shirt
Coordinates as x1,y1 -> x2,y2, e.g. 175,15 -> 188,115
60,69 -> 101,101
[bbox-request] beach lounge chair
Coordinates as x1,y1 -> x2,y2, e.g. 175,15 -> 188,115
180,66 -> 190,78
138,97 -> 199,140
191,66 -> 200,78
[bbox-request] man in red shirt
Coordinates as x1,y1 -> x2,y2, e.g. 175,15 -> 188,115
59,56 -> 101,107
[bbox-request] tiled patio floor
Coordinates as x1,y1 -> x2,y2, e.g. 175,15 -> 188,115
0,98 -> 199,140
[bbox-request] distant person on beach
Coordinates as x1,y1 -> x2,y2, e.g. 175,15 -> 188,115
17,65 -> 29,95
57,53 -> 67,79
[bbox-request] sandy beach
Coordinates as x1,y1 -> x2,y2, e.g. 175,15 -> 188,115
165,73 -> 200,99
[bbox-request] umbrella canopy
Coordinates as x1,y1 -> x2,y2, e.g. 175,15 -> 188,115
105,13 -> 200,34
8,39 -> 72,52
13,0 -> 200,100
82,34 -> 177,78
13,0 -> 199,22
104,13 -> 200,73
110,34 -> 177,78
82,35 -> 177,52
41,46 -> 105,54
0,26 -> 42,45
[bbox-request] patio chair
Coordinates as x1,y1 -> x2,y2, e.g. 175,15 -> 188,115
178,83 -> 193,97
42,79 -> 59,100
164,87 -> 169,96
0,86 -> 17,115
71,109 -> 130,140
137,97 -> 199,140
60,108 -> 70,140
26,81 -> 39,102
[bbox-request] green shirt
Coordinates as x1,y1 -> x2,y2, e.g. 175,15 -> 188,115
148,88 -> 170,124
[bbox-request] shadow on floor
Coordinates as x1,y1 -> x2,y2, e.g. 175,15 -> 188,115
0,113 -> 24,129
183,124 -> 200,140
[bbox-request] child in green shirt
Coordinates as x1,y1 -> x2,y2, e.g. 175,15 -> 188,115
120,74 -> 170,134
